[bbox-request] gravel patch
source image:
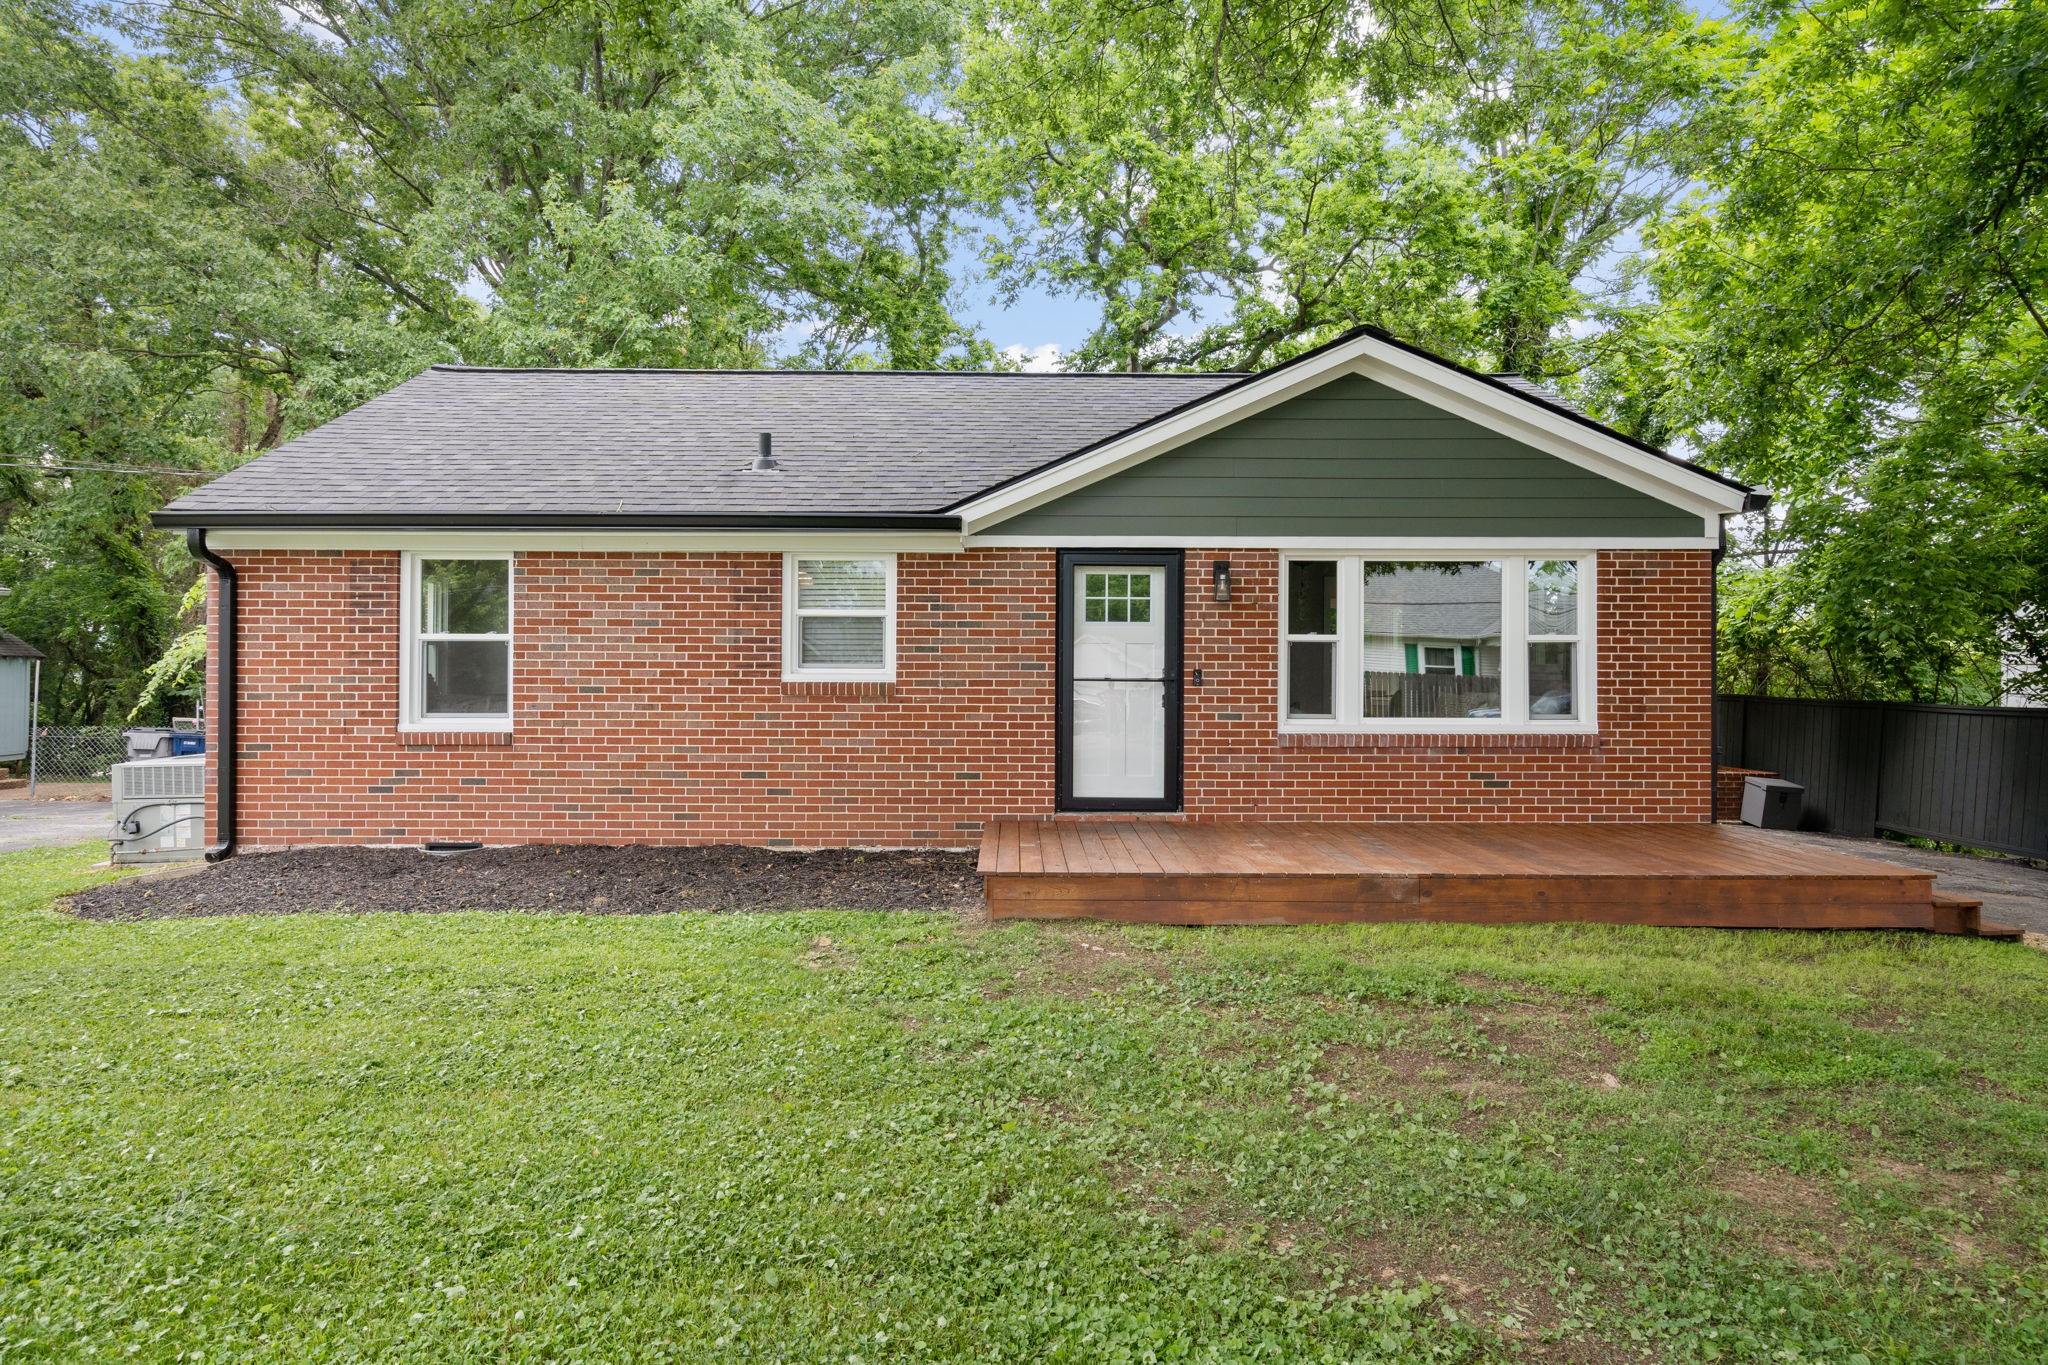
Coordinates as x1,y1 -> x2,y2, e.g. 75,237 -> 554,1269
66,844 -> 985,921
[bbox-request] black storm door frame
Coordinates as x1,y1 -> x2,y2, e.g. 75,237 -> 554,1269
1055,549 -> 1185,813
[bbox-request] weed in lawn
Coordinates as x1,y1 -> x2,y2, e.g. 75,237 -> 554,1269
2,845 -> 2046,1362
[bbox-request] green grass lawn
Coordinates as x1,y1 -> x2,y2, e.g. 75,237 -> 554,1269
2,844 -> 2044,1363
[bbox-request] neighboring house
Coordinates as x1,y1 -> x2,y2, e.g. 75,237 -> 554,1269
153,326 -> 1760,850
0,631 -> 40,767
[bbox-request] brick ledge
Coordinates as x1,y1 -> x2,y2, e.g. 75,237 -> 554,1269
398,730 -> 515,748
1278,731 -> 1603,751
782,681 -> 894,699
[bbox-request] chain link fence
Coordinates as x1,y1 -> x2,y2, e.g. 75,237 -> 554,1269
31,725 -> 127,782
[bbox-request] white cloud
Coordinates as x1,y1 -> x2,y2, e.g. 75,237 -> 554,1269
1000,343 -> 1063,373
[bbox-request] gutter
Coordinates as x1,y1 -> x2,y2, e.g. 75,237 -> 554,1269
151,511 -> 964,532
185,528 -> 237,861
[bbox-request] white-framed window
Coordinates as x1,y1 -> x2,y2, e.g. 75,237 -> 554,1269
1279,554 -> 1594,732
783,554 -> 895,681
400,552 -> 513,730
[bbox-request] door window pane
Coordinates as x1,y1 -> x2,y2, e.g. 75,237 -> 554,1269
1287,560 -> 1337,635
1529,642 -> 1577,718
422,640 -> 509,715
800,616 -> 886,668
1363,562 -> 1502,718
1288,641 -> 1335,717
421,558 -> 509,635
1527,560 -> 1579,635
1084,568 -> 1152,623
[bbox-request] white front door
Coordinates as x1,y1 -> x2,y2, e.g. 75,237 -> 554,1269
1069,562 -> 1170,803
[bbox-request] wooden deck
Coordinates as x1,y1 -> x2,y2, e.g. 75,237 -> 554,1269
978,820 -> 2022,937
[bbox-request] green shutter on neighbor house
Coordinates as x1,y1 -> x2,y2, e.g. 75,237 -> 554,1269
1403,643 -> 1419,674
1460,646 -> 1475,676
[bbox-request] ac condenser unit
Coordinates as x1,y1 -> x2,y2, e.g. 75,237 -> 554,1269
111,755 -> 207,863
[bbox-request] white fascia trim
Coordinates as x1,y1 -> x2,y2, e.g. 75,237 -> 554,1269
205,529 -> 967,554
954,333 -> 1746,533
966,534 -> 1721,550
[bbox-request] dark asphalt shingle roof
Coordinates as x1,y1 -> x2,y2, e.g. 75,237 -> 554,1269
154,325 -> 1752,529
158,367 -> 1246,524
0,631 -> 42,660
1491,374 -> 1588,418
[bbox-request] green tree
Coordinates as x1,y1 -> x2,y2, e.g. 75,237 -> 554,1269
1,0 -> 989,721
135,0 -> 982,368
1593,0 -> 2048,701
0,12 -> 443,720
960,0 -> 1735,374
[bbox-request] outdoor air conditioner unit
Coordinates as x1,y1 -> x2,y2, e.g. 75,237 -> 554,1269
110,755 -> 207,863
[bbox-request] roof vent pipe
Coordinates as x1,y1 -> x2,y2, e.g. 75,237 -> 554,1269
753,431 -> 777,471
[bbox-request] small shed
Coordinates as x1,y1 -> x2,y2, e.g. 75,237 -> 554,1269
0,632 -> 42,766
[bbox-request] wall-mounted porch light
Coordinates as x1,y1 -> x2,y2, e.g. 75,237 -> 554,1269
1212,560 -> 1232,603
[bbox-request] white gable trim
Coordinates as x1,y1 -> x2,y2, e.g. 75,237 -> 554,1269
952,332 -> 1747,534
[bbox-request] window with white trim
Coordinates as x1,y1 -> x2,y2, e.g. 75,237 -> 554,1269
784,554 -> 895,680
402,553 -> 513,729
1280,555 -> 1592,731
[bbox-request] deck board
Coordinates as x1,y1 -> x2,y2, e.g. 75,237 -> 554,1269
979,820 -> 1992,935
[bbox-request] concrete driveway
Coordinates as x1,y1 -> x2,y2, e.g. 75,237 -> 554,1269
0,799 -> 111,853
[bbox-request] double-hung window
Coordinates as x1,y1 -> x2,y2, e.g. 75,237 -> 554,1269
784,554 -> 895,681
402,553 -> 513,729
1280,555 -> 1592,731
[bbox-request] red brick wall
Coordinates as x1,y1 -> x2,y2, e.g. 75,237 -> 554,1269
1180,548 -> 1714,822
1715,766 -> 1778,822
202,546 -> 1714,847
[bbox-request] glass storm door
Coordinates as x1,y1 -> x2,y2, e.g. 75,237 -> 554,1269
1060,553 -> 1181,810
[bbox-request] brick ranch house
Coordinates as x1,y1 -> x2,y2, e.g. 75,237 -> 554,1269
154,326 -> 1763,854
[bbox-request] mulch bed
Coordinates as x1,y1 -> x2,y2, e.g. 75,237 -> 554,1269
64,844 -> 985,921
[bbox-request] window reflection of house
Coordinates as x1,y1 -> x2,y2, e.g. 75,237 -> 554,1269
1360,563 -> 1504,718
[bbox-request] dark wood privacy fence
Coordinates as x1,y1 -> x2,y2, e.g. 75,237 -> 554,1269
1716,696 -> 2048,859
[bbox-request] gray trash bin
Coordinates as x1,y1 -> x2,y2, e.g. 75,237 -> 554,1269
123,726 -> 173,761
1740,775 -> 1804,830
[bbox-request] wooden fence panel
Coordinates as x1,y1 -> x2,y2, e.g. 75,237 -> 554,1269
1719,696 -> 2048,859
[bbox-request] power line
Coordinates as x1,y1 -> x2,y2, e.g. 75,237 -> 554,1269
0,457 -> 219,478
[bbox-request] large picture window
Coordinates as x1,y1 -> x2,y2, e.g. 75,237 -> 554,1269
784,555 -> 895,680
1281,555 -> 1592,731
402,553 -> 513,729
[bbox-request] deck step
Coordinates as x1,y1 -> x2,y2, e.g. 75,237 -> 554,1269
1972,917 -> 2027,942
1928,891 -> 1983,936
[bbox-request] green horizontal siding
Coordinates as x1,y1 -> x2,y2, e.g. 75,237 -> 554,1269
991,374 -> 1705,538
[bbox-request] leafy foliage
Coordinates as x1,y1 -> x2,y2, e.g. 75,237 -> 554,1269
1584,0 -> 2048,700
960,0 -> 1740,373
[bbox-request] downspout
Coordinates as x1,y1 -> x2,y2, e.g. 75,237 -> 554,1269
186,528 -> 237,861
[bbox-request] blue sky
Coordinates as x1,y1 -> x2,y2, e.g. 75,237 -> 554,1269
955,277 -> 1097,368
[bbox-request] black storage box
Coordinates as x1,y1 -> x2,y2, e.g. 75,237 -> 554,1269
1740,775 -> 1805,830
